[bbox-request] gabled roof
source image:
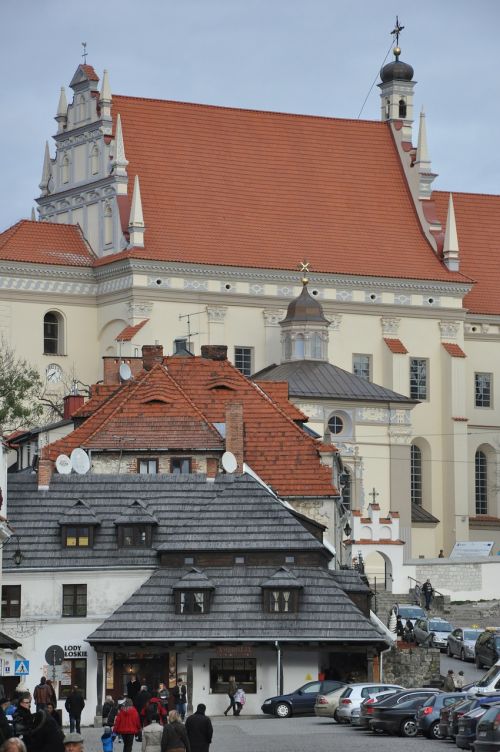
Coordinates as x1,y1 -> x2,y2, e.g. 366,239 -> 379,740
411,503 -> 439,524
253,360 -> 415,404
58,498 -> 100,526
172,568 -> 215,590
0,220 -> 96,266
116,319 -> 149,342
260,566 -> 304,589
434,191 -> 500,315
114,499 -> 158,526
104,97 -> 465,283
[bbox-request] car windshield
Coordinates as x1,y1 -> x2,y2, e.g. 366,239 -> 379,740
464,630 -> 481,640
429,621 -> 452,632
399,607 -> 424,618
477,665 -> 500,688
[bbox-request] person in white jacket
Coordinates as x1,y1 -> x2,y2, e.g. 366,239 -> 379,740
142,711 -> 163,752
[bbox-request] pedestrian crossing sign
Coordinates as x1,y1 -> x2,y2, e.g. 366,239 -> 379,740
14,660 -> 29,675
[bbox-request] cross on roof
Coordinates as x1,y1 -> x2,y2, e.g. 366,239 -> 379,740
390,17 -> 404,46
81,42 -> 88,64
369,487 -> 379,504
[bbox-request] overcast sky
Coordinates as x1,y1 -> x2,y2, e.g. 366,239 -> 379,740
2,0 -> 499,231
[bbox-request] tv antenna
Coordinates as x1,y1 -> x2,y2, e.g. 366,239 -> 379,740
178,310 -> 205,340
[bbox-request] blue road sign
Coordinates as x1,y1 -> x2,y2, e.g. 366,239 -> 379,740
14,660 -> 29,675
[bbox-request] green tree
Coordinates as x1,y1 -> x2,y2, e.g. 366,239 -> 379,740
0,339 -> 44,434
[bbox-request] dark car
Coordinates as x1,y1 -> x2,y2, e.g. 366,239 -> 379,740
261,679 -> 345,718
440,697 -> 466,739
369,689 -> 441,737
416,692 -> 464,739
356,689 -> 401,728
457,703 -> 500,750
448,698 -> 500,740
473,703 -> 500,752
475,629 -> 500,670
390,605 -> 426,626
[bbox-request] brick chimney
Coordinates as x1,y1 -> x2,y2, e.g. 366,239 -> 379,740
63,394 -> 85,419
142,344 -> 164,371
201,345 -> 227,361
225,401 -> 244,474
103,357 -> 144,384
206,457 -> 219,482
38,458 -> 54,490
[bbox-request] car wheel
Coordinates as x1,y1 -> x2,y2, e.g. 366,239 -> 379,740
429,721 -> 442,740
274,702 -> 291,718
460,649 -> 466,662
475,655 -> 482,669
333,709 -> 340,723
400,717 -> 418,737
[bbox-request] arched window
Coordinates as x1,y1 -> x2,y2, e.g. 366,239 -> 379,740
91,145 -> 99,175
340,467 -> 351,510
398,98 -> 407,118
283,334 -> 292,361
44,311 -> 64,355
411,444 -> 422,506
385,98 -> 391,119
294,334 -> 305,359
475,450 -> 488,515
62,155 -> 70,184
104,204 -> 113,246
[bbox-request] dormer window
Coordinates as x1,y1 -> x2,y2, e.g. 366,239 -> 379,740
114,499 -> 158,547
59,500 -> 100,549
265,590 -> 298,613
64,526 -> 92,548
172,568 -> 215,615
118,524 -> 152,548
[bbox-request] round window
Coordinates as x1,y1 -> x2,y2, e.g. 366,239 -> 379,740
328,415 -> 344,434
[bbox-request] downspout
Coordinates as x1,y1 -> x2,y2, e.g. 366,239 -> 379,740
275,641 -> 283,695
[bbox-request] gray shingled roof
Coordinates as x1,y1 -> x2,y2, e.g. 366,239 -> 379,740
260,567 -> 304,589
5,473 -> 325,569
254,360 -> 415,403
411,503 -> 440,524
58,499 -> 101,526
172,568 -> 215,590
87,565 -> 386,645
114,499 -> 159,526
330,569 -> 372,593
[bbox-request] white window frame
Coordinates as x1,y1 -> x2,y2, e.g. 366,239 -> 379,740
234,346 -> 253,376
410,358 -> 428,400
475,372 -> 493,409
353,353 -> 372,381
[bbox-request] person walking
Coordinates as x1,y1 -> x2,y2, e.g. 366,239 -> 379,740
126,675 -> 141,704
455,670 -> 466,689
12,694 -> 32,739
0,740 -> 27,752
25,708 -> 65,752
160,710 -> 190,752
233,687 -> 246,716
113,698 -> 141,752
422,578 -> 434,610
171,680 -> 187,722
185,704 -> 212,752
46,702 -> 61,728
443,669 -> 456,691
141,711 -> 163,752
63,732 -> 85,752
101,725 -> 116,752
64,686 -> 85,734
33,679 -> 52,712
223,676 -> 237,716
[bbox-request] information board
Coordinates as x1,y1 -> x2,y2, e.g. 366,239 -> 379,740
449,541 -> 494,559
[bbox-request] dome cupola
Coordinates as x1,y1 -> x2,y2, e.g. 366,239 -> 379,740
280,267 -> 330,363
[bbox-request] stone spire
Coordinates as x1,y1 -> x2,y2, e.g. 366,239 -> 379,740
39,141 -> 52,196
414,107 -> 437,199
128,175 -> 145,247
55,86 -> 68,134
443,194 -> 460,271
99,69 -> 112,130
30,207 -> 37,221
112,114 -> 128,194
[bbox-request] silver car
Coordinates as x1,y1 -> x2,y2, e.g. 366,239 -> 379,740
447,627 -> 482,661
336,682 -> 403,722
414,617 -> 454,650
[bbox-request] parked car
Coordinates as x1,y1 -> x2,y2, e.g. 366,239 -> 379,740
475,629 -> 500,670
448,628 -> 483,661
356,689 -> 403,728
416,692 -> 465,739
369,689 -> 441,737
262,679 -> 345,718
335,683 -> 403,723
314,683 -> 351,721
439,697 -> 468,739
468,661 -> 500,696
473,702 -> 500,752
414,617 -> 454,650
449,698 -> 484,739
456,702 -> 500,750
390,604 -> 426,626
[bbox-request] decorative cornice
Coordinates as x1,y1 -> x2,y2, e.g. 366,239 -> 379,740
381,316 -> 401,336
127,301 -> 153,322
263,308 -> 286,326
206,305 -> 227,323
439,320 -> 462,340
329,314 -> 342,331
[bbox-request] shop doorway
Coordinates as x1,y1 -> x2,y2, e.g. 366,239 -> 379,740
112,653 -> 170,698
323,651 -> 368,682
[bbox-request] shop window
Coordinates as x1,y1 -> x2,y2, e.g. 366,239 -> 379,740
1,585 -> 21,618
138,458 -> 158,475
63,526 -> 92,548
171,457 -> 191,475
62,584 -> 87,617
117,525 -> 152,548
58,659 -> 87,700
175,591 -> 210,614
209,658 -> 256,694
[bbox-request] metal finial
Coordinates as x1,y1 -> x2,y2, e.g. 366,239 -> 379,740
390,16 -> 404,47
81,42 -> 88,65
299,260 -> 310,285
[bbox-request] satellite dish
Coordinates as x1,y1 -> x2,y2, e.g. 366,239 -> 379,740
70,448 -> 90,475
119,362 -> 132,382
221,451 -> 238,474
55,454 -> 72,475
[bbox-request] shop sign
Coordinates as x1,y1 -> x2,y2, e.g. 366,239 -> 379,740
60,660 -> 72,685
64,645 -> 87,659
215,646 -> 253,658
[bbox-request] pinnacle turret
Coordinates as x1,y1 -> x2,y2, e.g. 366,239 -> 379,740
39,142 -> 52,196
443,194 -> 460,271
112,114 -> 128,178
99,69 -> 112,129
128,175 -> 145,247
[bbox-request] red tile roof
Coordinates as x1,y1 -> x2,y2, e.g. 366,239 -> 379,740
384,338 -> 408,354
104,97 -> 465,283
81,64 -> 99,82
434,191 -> 500,315
44,356 -> 337,498
0,220 -> 96,266
442,342 -> 467,358
254,381 -> 308,422
116,319 -> 149,342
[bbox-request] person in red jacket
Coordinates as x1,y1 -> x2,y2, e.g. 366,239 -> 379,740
113,698 -> 141,752
141,695 -> 167,725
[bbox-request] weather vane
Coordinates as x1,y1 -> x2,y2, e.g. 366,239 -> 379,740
81,41 -> 88,64
390,17 -> 404,46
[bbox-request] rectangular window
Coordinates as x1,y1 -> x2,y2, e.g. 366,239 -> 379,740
353,354 -> 371,381
410,358 -> 428,400
171,457 -> 191,474
62,584 -> 87,617
475,373 -> 492,408
58,659 -> 87,700
263,589 -> 299,613
209,658 -> 256,694
177,591 -> 208,614
64,526 -> 91,548
1,585 -> 21,618
138,458 -> 158,475
118,525 -> 151,548
234,347 -> 253,377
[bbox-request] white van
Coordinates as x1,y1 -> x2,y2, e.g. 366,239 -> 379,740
467,660 -> 500,696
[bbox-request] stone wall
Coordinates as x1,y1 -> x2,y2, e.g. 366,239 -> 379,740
381,645 -> 441,687
416,562 -> 482,592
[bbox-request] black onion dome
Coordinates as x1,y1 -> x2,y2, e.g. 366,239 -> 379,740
380,59 -> 414,83
281,283 -> 330,325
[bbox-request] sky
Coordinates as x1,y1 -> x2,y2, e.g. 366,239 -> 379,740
2,0 -> 500,231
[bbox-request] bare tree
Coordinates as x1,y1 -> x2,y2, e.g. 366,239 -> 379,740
0,339 -> 44,434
